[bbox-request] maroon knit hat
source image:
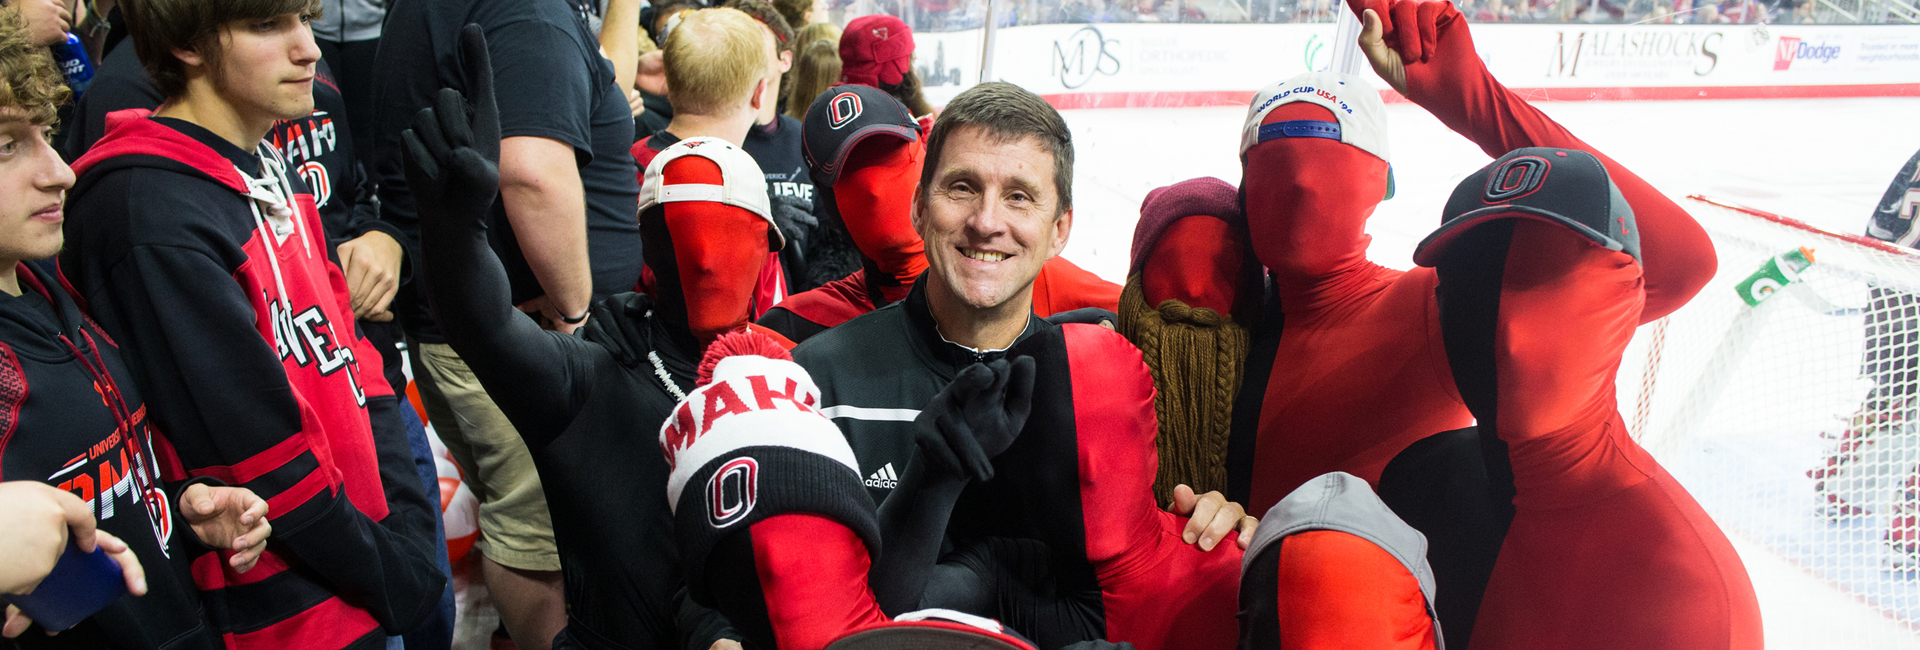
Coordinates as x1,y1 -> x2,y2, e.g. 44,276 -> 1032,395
839,15 -> 914,87
1129,177 -> 1243,276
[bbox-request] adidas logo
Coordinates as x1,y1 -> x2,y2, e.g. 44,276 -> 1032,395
865,463 -> 899,489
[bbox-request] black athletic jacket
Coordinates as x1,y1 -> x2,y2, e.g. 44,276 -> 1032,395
791,275 -> 1043,505
0,261 -> 220,650
417,164 -> 736,650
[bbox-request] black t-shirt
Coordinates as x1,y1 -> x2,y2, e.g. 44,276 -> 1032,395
635,91 -> 672,144
61,43 -> 155,162
740,115 -> 816,291
375,0 -> 641,342
743,115 -> 812,209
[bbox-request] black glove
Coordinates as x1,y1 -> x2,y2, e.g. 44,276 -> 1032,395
402,24 -> 501,231
769,192 -> 818,234
912,356 -> 1036,482
1044,307 -> 1117,329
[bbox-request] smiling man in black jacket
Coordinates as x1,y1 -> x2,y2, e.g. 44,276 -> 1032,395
789,81 -> 1253,648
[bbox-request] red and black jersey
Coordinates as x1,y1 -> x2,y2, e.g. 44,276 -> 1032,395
0,260 -> 219,650
62,114 -> 444,650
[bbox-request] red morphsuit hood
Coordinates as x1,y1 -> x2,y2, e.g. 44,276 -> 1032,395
1128,177 -> 1249,315
654,155 -> 774,346
836,136 -> 928,295
1242,103 -> 1390,287
1143,217 -> 1245,315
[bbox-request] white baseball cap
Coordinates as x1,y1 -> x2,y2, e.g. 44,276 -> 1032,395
1240,71 -> 1391,164
640,136 -> 785,250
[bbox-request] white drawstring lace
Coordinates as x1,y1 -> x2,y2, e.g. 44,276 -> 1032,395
238,144 -> 309,309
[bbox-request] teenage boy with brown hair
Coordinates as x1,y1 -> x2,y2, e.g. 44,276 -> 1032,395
58,1 -> 444,648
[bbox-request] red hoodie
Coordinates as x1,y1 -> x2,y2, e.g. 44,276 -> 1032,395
62,112 -> 443,650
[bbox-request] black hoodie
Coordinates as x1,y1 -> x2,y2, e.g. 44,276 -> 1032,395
0,260 -> 219,650
62,115 -> 443,650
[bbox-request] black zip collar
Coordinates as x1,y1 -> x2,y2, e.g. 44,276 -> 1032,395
901,273 -> 1045,374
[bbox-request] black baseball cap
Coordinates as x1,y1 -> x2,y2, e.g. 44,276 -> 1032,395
1413,147 -> 1639,267
802,84 -> 920,188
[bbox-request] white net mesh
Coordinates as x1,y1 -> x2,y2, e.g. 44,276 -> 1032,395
1623,196 -> 1920,649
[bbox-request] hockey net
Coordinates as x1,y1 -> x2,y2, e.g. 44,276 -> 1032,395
1624,196 -> 1920,649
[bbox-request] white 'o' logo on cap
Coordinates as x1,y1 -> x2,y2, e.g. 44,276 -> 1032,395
707,457 -> 758,528
829,92 -> 863,130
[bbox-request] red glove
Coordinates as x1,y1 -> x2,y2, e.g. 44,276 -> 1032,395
1348,0 -> 1476,105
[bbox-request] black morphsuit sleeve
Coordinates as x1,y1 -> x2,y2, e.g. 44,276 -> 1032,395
869,451 -> 971,615
415,168 -> 596,452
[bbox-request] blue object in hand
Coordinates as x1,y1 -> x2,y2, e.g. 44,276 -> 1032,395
53,33 -> 93,96
1,538 -> 127,632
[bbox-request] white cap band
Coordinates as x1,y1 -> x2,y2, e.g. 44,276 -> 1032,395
640,136 -> 785,249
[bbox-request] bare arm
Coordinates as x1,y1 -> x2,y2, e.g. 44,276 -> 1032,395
498,135 -> 594,334
600,0 -> 642,95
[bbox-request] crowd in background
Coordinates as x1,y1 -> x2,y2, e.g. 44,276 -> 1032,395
845,0 -> 1905,32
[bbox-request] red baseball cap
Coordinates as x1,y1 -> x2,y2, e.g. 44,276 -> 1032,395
839,14 -> 914,87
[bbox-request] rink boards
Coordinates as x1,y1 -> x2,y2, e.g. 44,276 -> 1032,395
907,22 -> 1920,108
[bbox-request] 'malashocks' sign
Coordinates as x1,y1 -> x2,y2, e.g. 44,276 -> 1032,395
1545,29 -> 1728,79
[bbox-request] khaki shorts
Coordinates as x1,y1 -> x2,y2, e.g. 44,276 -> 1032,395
412,342 -> 560,572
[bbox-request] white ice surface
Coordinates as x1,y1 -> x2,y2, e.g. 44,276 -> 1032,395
1060,97 -> 1920,650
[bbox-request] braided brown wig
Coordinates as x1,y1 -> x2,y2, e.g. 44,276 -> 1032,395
1118,276 -> 1248,503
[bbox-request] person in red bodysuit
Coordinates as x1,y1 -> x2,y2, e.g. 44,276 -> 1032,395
757,84 -> 1121,344
1414,146 -> 1760,650
1220,3 -> 1726,645
1116,177 -> 1260,500
1229,57 -> 1719,513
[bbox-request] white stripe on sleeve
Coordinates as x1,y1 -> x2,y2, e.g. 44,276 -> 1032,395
820,405 -> 922,422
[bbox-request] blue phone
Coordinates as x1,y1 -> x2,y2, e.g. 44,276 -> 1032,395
1,537 -> 128,631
